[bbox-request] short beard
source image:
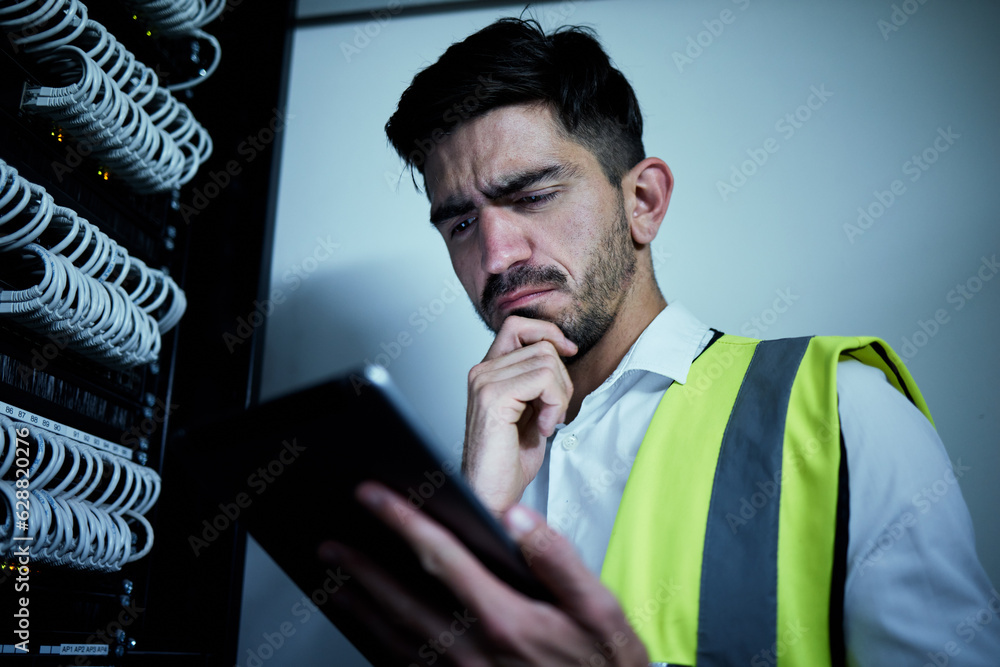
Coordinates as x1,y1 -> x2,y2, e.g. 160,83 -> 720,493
476,192 -> 636,365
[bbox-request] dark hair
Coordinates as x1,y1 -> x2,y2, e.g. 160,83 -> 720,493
385,17 -> 645,187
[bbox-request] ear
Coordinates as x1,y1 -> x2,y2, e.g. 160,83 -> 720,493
625,158 -> 673,245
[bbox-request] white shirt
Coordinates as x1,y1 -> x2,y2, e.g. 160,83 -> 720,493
521,303 -> 1000,666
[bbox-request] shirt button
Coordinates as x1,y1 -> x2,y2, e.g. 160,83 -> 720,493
562,435 -> 579,451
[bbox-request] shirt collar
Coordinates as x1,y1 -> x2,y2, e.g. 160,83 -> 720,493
597,301 -> 711,391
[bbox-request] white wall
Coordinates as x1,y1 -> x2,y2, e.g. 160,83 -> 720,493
242,1 -> 1000,663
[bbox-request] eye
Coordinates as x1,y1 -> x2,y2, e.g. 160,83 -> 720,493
517,191 -> 558,207
450,216 -> 477,238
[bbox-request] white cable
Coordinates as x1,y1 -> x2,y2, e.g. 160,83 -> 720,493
165,29 -> 220,91
4,2 -> 214,191
0,480 -> 19,555
23,46 -> 186,193
30,430 -> 64,489
3,421 -> 162,518
123,509 -> 152,562
33,489 -> 66,561
0,417 -> 17,479
120,0 -> 224,90
66,495 -> 91,564
0,244 -> 163,368
53,439 -> 87,497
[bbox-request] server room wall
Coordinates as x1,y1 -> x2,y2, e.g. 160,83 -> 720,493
245,0 -> 1000,664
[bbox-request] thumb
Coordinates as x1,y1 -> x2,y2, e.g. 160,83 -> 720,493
502,505 -> 604,608
503,507 -> 651,665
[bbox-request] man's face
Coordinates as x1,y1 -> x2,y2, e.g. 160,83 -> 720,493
424,103 -> 637,362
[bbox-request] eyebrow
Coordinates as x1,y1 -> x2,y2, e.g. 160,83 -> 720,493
429,163 -> 576,227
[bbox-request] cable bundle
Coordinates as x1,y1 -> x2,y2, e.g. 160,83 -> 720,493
0,416 -> 158,571
0,244 -> 162,369
119,0 -> 224,90
0,484 -> 154,570
0,0 -> 213,192
0,417 -> 161,514
121,0 -> 225,35
0,158 -> 187,335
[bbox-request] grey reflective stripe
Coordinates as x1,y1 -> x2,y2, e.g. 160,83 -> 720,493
695,337 -> 811,666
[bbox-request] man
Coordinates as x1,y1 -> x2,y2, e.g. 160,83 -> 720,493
319,18 -> 1000,666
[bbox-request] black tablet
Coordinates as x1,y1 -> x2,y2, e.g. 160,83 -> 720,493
177,364 -> 549,665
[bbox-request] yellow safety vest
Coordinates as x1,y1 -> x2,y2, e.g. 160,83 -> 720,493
600,335 -> 932,666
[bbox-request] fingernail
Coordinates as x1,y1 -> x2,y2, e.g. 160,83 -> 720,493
356,482 -> 387,509
504,505 -> 538,539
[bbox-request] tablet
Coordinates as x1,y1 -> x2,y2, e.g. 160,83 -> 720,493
178,364 -> 550,664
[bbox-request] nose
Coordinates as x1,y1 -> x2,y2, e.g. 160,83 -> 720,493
479,206 -> 531,276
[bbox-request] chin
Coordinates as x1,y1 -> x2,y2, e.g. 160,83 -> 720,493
505,304 -> 562,330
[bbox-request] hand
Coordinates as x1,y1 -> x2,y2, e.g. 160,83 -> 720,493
317,481 -> 649,666
463,316 -> 578,515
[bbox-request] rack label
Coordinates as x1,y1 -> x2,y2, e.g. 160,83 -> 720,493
0,400 -> 133,460
59,643 -> 110,655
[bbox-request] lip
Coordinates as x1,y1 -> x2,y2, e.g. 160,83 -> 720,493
497,288 -> 555,312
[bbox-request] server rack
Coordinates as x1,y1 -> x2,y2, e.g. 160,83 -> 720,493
0,1 -> 294,664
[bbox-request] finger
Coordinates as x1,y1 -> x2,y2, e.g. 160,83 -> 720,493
501,506 -> 606,609
316,540 -> 469,664
503,508 -> 650,664
487,316 -> 578,360
354,483 -> 601,665
354,481 -> 524,618
471,340 -> 573,405
471,360 -> 572,434
313,542 -> 428,663
472,371 -> 571,442
355,485 -> 646,665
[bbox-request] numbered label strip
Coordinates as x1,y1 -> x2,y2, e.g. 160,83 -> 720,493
0,643 -> 108,655
0,400 -> 132,460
